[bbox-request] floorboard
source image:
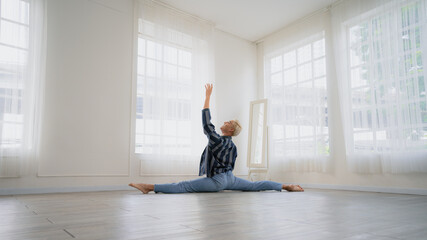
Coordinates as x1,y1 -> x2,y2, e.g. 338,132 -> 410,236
0,189 -> 426,239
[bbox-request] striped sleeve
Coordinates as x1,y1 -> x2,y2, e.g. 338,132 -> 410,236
202,108 -> 221,140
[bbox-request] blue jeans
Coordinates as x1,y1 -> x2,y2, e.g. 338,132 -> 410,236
154,171 -> 282,193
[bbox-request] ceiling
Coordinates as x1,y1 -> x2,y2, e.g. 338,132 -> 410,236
158,0 -> 338,42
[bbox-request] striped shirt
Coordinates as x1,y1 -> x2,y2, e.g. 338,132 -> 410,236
199,108 -> 237,178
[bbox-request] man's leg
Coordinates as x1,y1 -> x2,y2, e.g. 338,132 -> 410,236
226,175 -> 283,191
154,177 -> 223,193
225,172 -> 304,192
130,173 -> 227,194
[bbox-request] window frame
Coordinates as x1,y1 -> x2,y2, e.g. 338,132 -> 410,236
134,29 -> 195,156
265,31 -> 330,159
0,0 -> 30,153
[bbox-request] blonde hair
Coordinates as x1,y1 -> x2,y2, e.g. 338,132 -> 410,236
231,120 -> 242,137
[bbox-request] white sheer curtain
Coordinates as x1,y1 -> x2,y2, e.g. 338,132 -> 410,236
262,12 -> 331,172
332,0 -> 427,173
0,0 -> 46,177
134,0 -> 214,175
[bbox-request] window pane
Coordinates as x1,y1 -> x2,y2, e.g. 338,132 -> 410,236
270,55 -> 282,73
2,120 -> 23,147
164,64 -> 177,81
137,57 -> 145,75
300,126 -> 314,137
284,139 -> 299,156
138,38 -> 146,56
271,72 -> 282,86
298,62 -> 312,81
164,46 -> 177,64
146,40 -> 162,60
178,67 -> 191,84
351,67 -> 369,88
352,87 -> 372,107
0,20 -> 29,48
297,44 -> 311,64
1,0 -> 29,24
313,58 -> 325,77
285,125 -> 298,138
350,45 -> 362,67
271,124 -> 284,140
312,39 -> 325,58
146,59 -> 160,77
0,45 -> 27,65
283,50 -> 296,68
177,85 -> 191,100
136,97 -> 143,114
283,68 -> 296,86
178,50 -> 191,67
354,131 -> 374,151
177,121 -> 191,137
300,138 -> 315,153
314,77 -> 327,89
164,120 -> 177,136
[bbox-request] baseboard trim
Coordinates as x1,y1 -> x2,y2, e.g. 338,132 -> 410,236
0,185 -> 131,196
302,183 -> 427,196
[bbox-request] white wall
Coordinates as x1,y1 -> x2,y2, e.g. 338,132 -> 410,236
38,0 -> 133,176
213,30 -> 257,176
0,0 -> 256,194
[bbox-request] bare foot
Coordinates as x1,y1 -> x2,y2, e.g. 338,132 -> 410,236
282,184 -> 304,192
129,183 -> 154,194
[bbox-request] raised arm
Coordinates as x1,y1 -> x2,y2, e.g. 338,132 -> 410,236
202,84 -> 220,138
204,84 -> 213,109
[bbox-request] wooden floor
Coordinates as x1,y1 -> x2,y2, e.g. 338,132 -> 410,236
1,189 -> 426,240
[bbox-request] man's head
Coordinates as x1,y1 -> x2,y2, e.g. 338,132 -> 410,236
220,120 -> 242,137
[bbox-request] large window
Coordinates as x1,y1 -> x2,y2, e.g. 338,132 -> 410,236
0,0 -> 29,153
135,20 -> 194,156
346,1 -> 426,163
0,0 -> 44,177
135,0 -> 213,175
265,32 -> 329,170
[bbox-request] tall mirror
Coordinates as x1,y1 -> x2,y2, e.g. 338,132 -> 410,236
247,99 -> 268,169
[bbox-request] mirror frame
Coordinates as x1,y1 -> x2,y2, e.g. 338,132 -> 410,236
247,98 -> 268,169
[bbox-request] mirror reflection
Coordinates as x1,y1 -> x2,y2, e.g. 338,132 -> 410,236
251,103 -> 264,165
247,99 -> 267,169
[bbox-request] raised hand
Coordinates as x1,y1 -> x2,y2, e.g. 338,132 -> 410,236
205,84 -> 213,98
204,84 -> 213,109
